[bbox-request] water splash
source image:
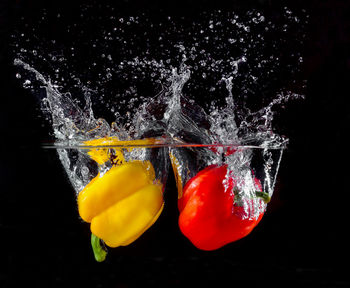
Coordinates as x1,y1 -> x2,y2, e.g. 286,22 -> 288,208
12,7 -> 307,217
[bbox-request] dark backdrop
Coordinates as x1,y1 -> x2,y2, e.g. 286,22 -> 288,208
1,0 -> 350,287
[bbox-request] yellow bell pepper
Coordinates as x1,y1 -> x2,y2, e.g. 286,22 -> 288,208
78,137 -> 164,261
90,183 -> 163,247
78,161 -> 156,223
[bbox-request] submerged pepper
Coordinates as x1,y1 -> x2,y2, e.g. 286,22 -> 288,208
177,164 -> 268,251
78,137 -> 164,257
78,161 -> 164,248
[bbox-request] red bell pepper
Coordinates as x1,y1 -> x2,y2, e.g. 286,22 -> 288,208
178,164 -> 268,251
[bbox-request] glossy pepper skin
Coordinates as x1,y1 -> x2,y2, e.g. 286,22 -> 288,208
78,158 -> 164,248
178,165 -> 264,251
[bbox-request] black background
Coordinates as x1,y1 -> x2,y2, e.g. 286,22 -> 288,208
1,0 -> 350,287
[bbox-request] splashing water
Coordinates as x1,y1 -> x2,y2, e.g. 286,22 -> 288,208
12,7 -> 307,218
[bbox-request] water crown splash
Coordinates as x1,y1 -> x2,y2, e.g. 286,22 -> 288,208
13,7 -> 306,225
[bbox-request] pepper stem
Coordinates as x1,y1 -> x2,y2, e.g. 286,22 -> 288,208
255,191 -> 271,204
233,187 -> 271,205
91,233 -> 108,262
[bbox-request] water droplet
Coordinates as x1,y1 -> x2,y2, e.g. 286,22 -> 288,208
228,38 -> 236,44
23,79 -> 31,88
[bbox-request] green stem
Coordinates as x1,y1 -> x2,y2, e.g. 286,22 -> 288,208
233,187 -> 271,204
91,233 -> 108,262
255,191 -> 271,204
